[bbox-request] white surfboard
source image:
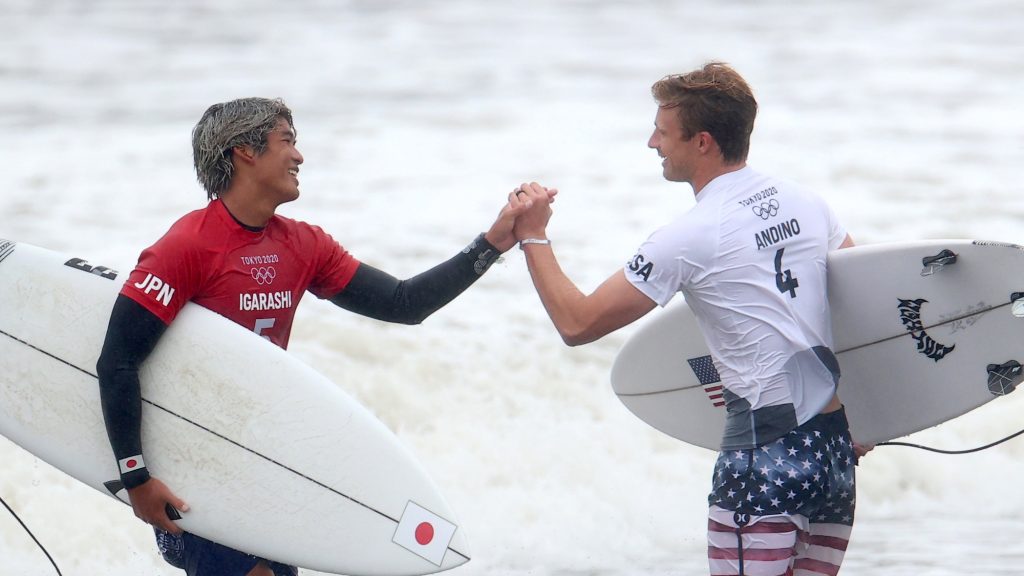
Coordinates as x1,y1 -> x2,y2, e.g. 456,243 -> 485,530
0,240 -> 469,575
611,240 -> 1024,450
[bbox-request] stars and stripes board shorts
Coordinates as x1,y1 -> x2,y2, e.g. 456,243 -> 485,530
707,407 -> 856,576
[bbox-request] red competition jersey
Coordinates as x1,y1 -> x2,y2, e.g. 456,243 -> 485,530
120,199 -> 360,349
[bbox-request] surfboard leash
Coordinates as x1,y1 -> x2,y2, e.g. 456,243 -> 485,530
877,426 -> 1024,455
0,494 -> 63,576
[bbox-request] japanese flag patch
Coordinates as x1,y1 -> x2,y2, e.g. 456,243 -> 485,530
392,500 -> 457,566
118,455 -> 145,474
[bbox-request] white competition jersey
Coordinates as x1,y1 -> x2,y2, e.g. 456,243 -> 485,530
625,166 -> 848,450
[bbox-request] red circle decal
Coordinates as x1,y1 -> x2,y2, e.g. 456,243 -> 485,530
415,522 -> 434,545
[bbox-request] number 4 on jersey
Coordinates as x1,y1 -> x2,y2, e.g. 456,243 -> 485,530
774,248 -> 799,298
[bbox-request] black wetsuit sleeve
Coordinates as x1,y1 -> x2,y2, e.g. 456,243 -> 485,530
329,234 -> 500,324
96,294 -> 168,489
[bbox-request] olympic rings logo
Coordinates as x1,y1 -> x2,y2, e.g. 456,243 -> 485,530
752,199 -> 780,220
251,266 -> 277,285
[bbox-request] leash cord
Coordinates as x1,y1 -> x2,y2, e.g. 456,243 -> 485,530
877,427 -> 1024,455
0,494 -> 63,576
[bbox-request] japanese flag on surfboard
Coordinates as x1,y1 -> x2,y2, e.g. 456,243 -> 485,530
393,501 -> 459,566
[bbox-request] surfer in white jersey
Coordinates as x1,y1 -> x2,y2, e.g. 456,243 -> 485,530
513,62 -> 868,576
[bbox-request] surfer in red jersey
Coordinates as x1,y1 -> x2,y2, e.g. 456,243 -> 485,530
512,63 -> 870,576
96,97 -> 549,576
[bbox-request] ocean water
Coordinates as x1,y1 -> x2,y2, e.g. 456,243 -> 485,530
2,0 -> 1024,574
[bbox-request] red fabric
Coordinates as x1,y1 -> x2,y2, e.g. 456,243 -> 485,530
121,199 -> 359,349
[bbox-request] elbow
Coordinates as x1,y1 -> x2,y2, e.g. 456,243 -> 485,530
393,308 -> 430,326
561,334 -> 588,347
392,298 -> 440,326
96,352 -> 115,387
558,327 -> 600,347
95,349 -> 138,395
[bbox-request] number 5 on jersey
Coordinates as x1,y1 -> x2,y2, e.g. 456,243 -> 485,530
254,317 -> 275,340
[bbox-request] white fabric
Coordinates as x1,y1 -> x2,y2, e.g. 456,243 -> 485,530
625,166 -> 847,426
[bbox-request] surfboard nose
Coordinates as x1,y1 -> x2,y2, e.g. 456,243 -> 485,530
447,528 -> 471,566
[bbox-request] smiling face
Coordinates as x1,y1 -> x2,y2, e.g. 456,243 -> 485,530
648,105 -> 698,184
249,117 -> 304,205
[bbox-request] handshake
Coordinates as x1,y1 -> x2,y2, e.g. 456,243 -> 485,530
483,182 -> 559,253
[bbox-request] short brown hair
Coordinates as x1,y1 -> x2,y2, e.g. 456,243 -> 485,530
651,62 -> 757,163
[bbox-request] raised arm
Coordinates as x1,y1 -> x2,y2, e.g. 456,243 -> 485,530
329,235 -> 501,324
514,182 -> 657,345
330,188 -> 548,323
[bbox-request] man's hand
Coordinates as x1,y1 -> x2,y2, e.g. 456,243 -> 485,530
511,182 -> 557,242
484,183 -> 557,252
853,442 -> 874,461
126,477 -> 189,534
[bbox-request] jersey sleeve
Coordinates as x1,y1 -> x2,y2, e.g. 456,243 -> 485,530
306,225 -> 360,299
623,217 -> 711,308
119,230 -> 207,325
823,199 -> 848,250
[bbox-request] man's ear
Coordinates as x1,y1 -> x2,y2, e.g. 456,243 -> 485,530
696,131 -> 712,152
696,131 -> 719,156
232,145 -> 257,165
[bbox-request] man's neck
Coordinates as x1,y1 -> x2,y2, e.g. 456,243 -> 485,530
219,189 -> 277,229
692,161 -> 747,197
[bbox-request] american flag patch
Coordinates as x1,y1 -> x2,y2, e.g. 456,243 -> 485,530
687,355 -> 725,407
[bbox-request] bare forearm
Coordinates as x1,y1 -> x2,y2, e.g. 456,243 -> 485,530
513,182 -> 654,344
521,244 -> 598,345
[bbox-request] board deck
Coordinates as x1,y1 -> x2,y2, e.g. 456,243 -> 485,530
611,240 -> 1024,450
0,240 -> 469,575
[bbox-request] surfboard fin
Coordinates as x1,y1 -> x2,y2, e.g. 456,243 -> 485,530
103,479 -> 181,520
986,360 -> 1022,396
1010,292 -> 1024,318
165,504 -> 182,521
920,249 -> 957,276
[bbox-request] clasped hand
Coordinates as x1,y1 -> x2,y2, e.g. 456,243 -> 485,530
485,181 -> 558,252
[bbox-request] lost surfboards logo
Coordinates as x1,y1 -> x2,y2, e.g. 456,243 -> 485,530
65,257 -> 119,280
897,298 -> 955,361
0,239 -> 15,264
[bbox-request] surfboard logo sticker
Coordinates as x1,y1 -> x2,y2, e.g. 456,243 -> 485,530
392,501 -> 457,566
64,257 -> 119,280
972,240 -> 1024,251
0,239 -> 15,264
897,298 -> 955,362
687,356 -> 726,407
